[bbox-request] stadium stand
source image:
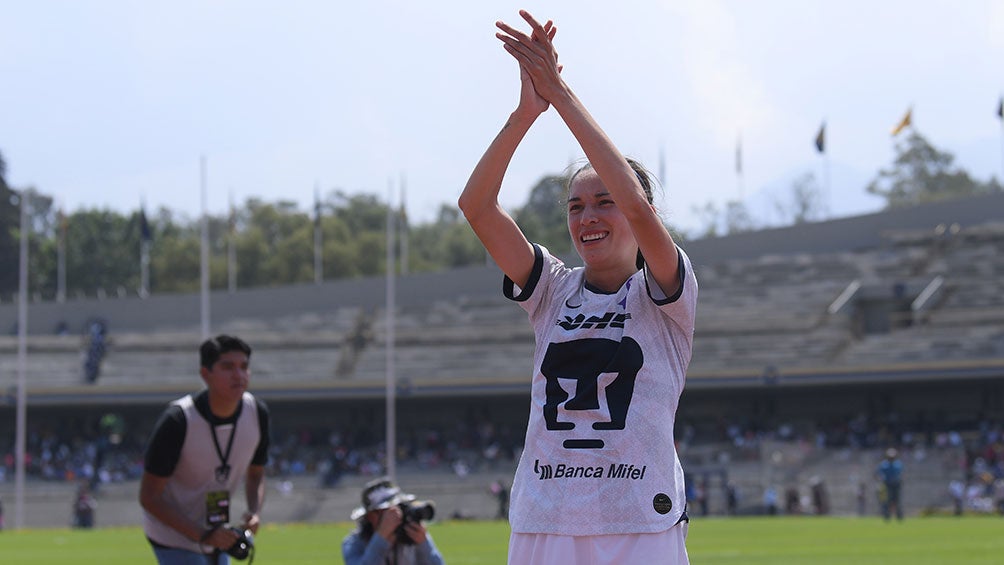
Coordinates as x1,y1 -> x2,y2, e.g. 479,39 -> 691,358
2,192 -> 1004,525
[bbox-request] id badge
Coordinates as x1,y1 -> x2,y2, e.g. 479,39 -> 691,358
205,490 -> 231,526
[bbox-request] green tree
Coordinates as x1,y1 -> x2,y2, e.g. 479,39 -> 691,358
0,152 -> 21,295
867,130 -> 1002,208
25,191 -> 57,297
147,207 -> 201,293
64,209 -> 143,296
409,205 -> 486,270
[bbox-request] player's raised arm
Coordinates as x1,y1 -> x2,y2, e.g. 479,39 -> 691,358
458,20 -> 558,289
496,10 -> 681,295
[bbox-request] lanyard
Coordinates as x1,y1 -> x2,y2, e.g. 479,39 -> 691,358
211,418 -> 238,483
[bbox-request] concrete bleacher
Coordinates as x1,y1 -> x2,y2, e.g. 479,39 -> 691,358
3,217 -> 1004,394
0,442 -> 966,528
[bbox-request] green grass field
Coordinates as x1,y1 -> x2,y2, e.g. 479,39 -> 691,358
1,516 -> 1001,564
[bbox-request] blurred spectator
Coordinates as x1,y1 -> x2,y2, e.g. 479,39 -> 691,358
949,479 -> 965,516
785,485 -> 801,515
83,319 -> 108,384
810,476 -> 829,515
877,448 -> 904,521
73,483 -> 96,528
762,485 -> 778,515
489,479 -> 509,520
725,481 -> 739,515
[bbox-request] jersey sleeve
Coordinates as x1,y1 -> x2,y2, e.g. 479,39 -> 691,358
503,244 -> 574,319
143,405 -> 186,477
645,246 -> 698,334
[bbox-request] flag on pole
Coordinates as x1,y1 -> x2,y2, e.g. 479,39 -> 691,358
997,96 -> 1003,120
815,122 -> 826,153
139,208 -> 152,242
891,108 -> 912,136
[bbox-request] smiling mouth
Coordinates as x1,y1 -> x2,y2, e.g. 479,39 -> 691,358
581,232 -> 608,243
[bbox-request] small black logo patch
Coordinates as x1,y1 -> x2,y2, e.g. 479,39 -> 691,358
653,493 -> 673,515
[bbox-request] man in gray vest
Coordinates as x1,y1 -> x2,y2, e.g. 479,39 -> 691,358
140,335 -> 271,564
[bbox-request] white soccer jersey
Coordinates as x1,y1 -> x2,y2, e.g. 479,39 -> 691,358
504,244 -> 698,535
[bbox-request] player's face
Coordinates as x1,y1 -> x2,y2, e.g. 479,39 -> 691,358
567,170 -> 638,271
202,350 -> 250,402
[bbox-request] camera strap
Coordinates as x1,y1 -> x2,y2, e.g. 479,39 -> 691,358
210,419 -> 238,483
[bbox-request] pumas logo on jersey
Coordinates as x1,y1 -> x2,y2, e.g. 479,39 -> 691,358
533,459 -> 647,481
556,312 -> 631,331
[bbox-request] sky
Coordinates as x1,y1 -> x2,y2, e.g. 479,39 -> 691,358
2,0 -> 1003,236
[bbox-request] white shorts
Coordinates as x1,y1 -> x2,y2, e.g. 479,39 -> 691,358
508,522 -> 689,565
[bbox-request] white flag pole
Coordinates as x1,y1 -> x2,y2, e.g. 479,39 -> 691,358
228,190 -> 237,294
314,181 -> 323,285
140,197 -> 151,298
14,189 -> 30,530
385,178 -> 397,481
200,156 -> 210,340
56,203 -> 66,303
399,173 -> 408,276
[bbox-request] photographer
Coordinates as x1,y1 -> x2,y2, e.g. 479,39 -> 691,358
140,335 -> 269,564
342,478 -> 445,565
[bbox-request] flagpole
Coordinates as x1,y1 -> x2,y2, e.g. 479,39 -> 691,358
15,189 -> 29,530
140,240 -> 150,298
998,98 -> 1003,182
399,172 -> 408,276
823,152 -> 831,218
385,178 -> 397,481
815,121 -> 829,218
658,142 -> 666,188
736,132 -> 744,200
140,198 -> 150,298
200,156 -> 210,340
314,181 -> 323,285
56,206 -> 66,303
228,191 -> 237,294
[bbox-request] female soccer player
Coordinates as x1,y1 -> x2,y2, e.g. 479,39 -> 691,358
458,10 -> 698,565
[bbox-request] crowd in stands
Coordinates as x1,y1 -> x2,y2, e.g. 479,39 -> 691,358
4,410 -> 1003,516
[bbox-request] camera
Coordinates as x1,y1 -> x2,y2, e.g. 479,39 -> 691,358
227,527 -> 255,561
395,500 -> 435,545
